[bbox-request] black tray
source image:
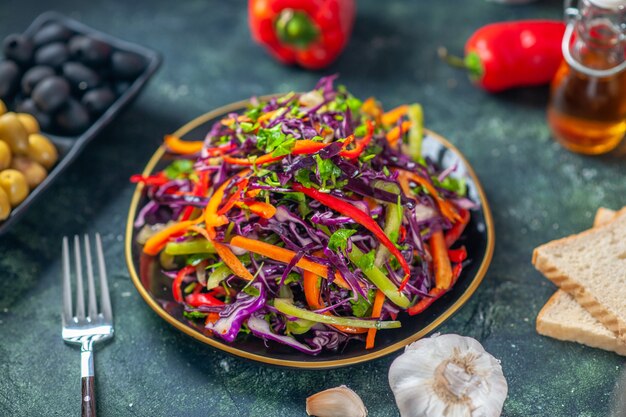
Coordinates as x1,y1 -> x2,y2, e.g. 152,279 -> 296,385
0,11 -> 161,235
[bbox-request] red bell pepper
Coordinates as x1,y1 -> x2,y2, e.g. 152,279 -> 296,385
447,246 -> 467,264
445,208 -> 470,247
185,292 -> 225,308
180,171 -> 210,221
442,20 -> 565,92
173,266 -> 196,303
248,0 -> 356,69
130,173 -> 169,187
339,121 -> 373,160
292,183 -> 411,279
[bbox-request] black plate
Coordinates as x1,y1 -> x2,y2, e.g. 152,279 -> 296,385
125,100 -> 495,368
0,11 -> 161,235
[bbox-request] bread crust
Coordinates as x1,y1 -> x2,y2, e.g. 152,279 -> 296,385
533,207 -> 626,344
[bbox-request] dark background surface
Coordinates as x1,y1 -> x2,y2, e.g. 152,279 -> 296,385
1,1 -> 625,416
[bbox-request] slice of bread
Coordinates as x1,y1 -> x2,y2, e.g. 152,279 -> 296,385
536,207 -> 626,355
536,291 -> 626,355
533,207 -> 626,343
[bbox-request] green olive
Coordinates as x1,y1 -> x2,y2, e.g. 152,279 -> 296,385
0,100 -> 6,116
0,186 -> 10,220
27,133 -> 58,170
16,113 -> 40,135
0,169 -> 29,207
0,140 -> 11,170
0,112 -> 29,155
10,156 -> 47,188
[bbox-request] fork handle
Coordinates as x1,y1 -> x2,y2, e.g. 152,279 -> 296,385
82,376 -> 96,417
81,343 -> 96,417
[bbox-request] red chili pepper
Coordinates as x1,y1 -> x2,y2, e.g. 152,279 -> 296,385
447,246 -> 467,264
339,121 -> 373,160
444,208 -> 470,248
172,266 -> 195,303
185,292 -> 225,308
441,20 -> 566,92
292,183 -> 411,279
130,173 -> 169,187
180,171 -> 210,221
248,0 -> 356,70
398,225 -> 407,243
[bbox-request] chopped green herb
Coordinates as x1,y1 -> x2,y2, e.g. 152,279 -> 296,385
354,249 -> 376,271
164,159 -> 194,179
183,311 -> 207,320
350,289 -> 375,317
328,229 -> 357,251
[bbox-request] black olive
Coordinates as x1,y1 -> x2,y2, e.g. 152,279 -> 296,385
81,87 -> 115,115
34,42 -> 69,69
15,99 -> 52,131
0,60 -> 20,99
32,76 -> 70,113
32,22 -> 73,47
3,34 -> 34,65
55,99 -> 90,134
68,35 -> 111,67
21,66 -> 55,96
113,81 -> 131,96
110,51 -> 145,80
62,62 -> 100,92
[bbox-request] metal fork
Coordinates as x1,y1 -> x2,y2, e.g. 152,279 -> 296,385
62,234 -> 114,417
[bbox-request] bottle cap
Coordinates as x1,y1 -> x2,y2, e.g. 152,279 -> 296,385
588,0 -> 626,9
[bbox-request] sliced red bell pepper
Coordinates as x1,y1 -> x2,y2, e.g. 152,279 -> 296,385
185,292 -> 225,308
447,246 -> 467,264
173,265 -> 195,303
130,173 -> 169,187
292,183 -> 411,280
445,208 -> 470,247
217,178 -> 249,215
339,120 -> 373,159
180,171 -> 210,221
406,287 -> 447,316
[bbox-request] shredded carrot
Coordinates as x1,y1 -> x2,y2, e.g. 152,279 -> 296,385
205,312 -> 220,326
221,115 -> 252,127
386,121 -> 412,146
400,170 -> 460,222
217,178 -> 248,215
366,290 -> 386,349
214,241 -> 254,281
381,105 -> 408,126
205,170 -> 251,231
164,135 -> 204,155
236,200 -> 276,219
222,153 -> 285,166
361,97 -> 382,124
229,235 -> 351,289
430,230 -> 452,289
257,110 -> 277,125
143,218 -> 203,256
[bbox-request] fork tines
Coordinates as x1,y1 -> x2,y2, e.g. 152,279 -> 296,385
62,234 -> 112,323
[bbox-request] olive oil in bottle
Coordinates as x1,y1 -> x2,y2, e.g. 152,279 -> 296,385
547,0 -> 626,155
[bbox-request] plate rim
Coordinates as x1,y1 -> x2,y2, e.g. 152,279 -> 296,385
124,97 -> 495,369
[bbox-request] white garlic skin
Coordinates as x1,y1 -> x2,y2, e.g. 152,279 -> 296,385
306,385 -> 368,417
388,334 -> 508,417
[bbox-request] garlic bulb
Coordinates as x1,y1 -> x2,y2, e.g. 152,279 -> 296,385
306,385 -> 368,417
388,334 -> 507,417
